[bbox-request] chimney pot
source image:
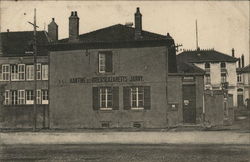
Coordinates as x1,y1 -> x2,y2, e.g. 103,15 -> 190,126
241,54 -> 244,67
232,48 -> 235,57
71,11 -> 74,16
7,29 -> 9,32
52,18 -> 55,21
75,11 -> 77,16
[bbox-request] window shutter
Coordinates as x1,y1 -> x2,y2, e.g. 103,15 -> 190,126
112,87 -> 119,110
105,52 -> 113,72
123,86 -> 131,110
93,87 -> 100,110
144,86 -> 151,110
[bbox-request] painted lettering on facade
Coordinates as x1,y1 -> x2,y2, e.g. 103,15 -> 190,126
69,76 -> 143,83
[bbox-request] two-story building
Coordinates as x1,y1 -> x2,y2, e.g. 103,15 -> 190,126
0,30 -> 51,128
177,49 -> 239,106
47,8 -> 207,129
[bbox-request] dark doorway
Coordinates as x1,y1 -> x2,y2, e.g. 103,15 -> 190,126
237,94 -> 244,107
183,85 -> 196,123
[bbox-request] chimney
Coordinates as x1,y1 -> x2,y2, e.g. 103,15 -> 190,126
238,58 -> 241,68
231,48 -> 235,57
134,7 -> 142,40
48,18 -> 58,42
69,11 -> 79,42
241,54 -> 244,67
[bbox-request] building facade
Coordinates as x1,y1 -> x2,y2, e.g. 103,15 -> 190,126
0,31 -> 50,128
177,49 -> 239,106
237,64 -> 250,108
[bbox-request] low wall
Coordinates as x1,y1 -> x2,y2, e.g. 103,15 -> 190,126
0,105 -> 49,129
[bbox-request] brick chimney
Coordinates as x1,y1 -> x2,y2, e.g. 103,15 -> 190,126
69,11 -> 79,42
241,54 -> 244,67
231,48 -> 235,57
238,58 -> 241,68
134,7 -> 142,40
48,18 -> 58,42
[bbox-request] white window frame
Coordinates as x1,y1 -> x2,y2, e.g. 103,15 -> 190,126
2,64 -> 10,81
221,74 -> 227,83
11,64 -> 18,81
98,53 -> 106,73
36,63 -> 41,80
131,87 -> 144,110
42,64 -> 48,80
18,90 -> 25,105
26,90 -> 34,104
26,65 -> 34,80
36,89 -> 41,104
11,90 -> 18,105
18,64 -> 25,81
4,90 -> 10,105
205,75 -> 211,85
42,89 -> 49,104
99,87 -> 112,110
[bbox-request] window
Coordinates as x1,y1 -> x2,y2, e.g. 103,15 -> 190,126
26,65 -> 34,80
221,62 -> 226,68
36,63 -> 41,80
221,73 -> 227,83
18,64 -> 25,80
98,51 -> 113,73
11,64 -> 18,81
100,87 -> 113,110
42,65 -> 48,80
2,64 -> 10,81
26,90 -> 34,104
205,62 -> 210,69
4,90 -> 10,105
11,90 -> 18,105
36,89 -> 41,104
42,90 -> 49,104
18,90 -> 25,105
131,87 -> 144,109
123,86 -> 150,110
237,74 -> 242,83
205,74 -> 211,84
92,87 -> 119,110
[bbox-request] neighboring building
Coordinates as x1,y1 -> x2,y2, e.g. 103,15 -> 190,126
177,48 -> 239,106
237,64 -> 250,107
0,30 -> 51,128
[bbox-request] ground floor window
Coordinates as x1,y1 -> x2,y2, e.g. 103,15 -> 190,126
93,87 -> 119,110
124,86 -> 150,110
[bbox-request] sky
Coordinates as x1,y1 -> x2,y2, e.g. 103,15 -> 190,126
0,1 -> 249,65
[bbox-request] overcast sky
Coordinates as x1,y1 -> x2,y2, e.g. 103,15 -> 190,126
0,1 -> 249,65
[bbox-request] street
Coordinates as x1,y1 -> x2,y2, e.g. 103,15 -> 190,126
1,144 -> 249,162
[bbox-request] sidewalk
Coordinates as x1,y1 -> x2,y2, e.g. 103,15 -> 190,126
1,131 -> 249,145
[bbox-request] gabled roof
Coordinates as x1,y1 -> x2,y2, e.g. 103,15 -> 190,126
177,49 -> 238,63
59,24 -> 172,43
0,30 -> 50,57
237,64 -> 250,73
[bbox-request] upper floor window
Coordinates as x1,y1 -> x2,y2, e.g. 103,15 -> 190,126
18,64 -> 25,80
4,90 -> 10,105
11,90 -> 18,105
18,90 -> 25,105
11,64 -> 18,81
205,62 -> 210,69
2,64 -> 10,81
237,74 -> 242,83
98,51 -> 113,73
26,65 -> 34,80
26,90 -> 34,104
42,89 -> 49,104
36,63 -> 41,80
42,64 -> 48,80
220,62 -> 226,68
221,73 -> 227,83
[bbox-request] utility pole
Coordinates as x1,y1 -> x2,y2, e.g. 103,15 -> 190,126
28,8 -> 39,131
